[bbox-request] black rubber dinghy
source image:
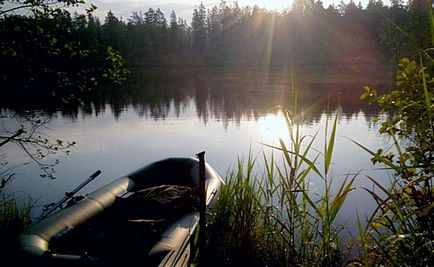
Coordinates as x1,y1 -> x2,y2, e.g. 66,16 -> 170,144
18,157 -> 223,266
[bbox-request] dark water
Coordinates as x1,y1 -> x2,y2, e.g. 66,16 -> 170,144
2,65 -> 392,232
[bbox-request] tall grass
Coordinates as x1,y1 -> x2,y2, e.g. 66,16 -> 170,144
0,168 -> 34,244
205,76 -> 356,266
0,190 -> 34,261
0,191 -> 33,229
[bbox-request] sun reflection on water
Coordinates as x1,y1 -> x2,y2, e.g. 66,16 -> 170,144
258,111 -> 289,143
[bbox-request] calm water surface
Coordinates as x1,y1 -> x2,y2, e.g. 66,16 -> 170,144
2,65 -> 393,232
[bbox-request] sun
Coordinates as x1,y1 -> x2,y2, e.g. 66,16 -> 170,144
238,0 -> 291,11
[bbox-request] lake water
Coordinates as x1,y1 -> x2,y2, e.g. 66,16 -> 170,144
2,65 -> 393,233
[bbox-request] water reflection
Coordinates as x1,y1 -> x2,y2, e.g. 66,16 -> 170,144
1,65 -> 391,127
258,112 -> 289,141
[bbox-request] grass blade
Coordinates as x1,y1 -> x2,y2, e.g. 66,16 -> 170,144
349,138 -> 401,173
263,141 -> 323,179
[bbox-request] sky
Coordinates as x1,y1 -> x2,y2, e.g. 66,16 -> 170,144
76,0 -> 391,23
83,0 -> 291,22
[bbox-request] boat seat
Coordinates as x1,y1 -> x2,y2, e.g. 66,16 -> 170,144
147,212 -> 199,266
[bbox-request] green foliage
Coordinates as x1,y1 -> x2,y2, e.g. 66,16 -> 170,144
362,57 -> 434,177
103,46 -> 129,84
357,53 -> 434,265
378,1 -> 432,63
0,1 -> 128,106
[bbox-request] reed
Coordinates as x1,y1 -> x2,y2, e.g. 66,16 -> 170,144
0,190 -> 34,262
205,74 -> 357,266
0,190 -> 33,232
1,194 -> 29,219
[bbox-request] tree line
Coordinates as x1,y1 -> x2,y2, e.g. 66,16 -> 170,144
0,0 -> 431,107
43,0 -> 430,67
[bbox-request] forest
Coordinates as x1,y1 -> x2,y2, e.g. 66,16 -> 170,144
101,0 -> 430,66
1,0 -> 431,69
1,0 -> 430,107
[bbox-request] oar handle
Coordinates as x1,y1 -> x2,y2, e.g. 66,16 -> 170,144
90,170 -> 101,179
70,170 -> 101,195
38,170 -> 102,221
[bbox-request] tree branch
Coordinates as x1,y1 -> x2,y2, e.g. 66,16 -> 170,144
0,4 -> 35,16
0,131 -> 23,147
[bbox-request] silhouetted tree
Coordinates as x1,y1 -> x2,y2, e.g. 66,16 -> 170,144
192,2 -> 207,60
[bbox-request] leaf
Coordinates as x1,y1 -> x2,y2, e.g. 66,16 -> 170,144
407,60 -> 417,72
329,174 -> 357,222
350,138 -> 401,173
262,142 -> 323,179
400,57 -> 410,65
325,112 -> 338,175
419,55 -> 432,125
360,86 -> 371,100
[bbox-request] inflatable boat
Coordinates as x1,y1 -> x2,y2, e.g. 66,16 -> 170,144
18,157 -> 223,266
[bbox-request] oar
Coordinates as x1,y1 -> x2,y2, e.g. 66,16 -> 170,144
38,170 -> 102,221
196,151 -> 206,266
